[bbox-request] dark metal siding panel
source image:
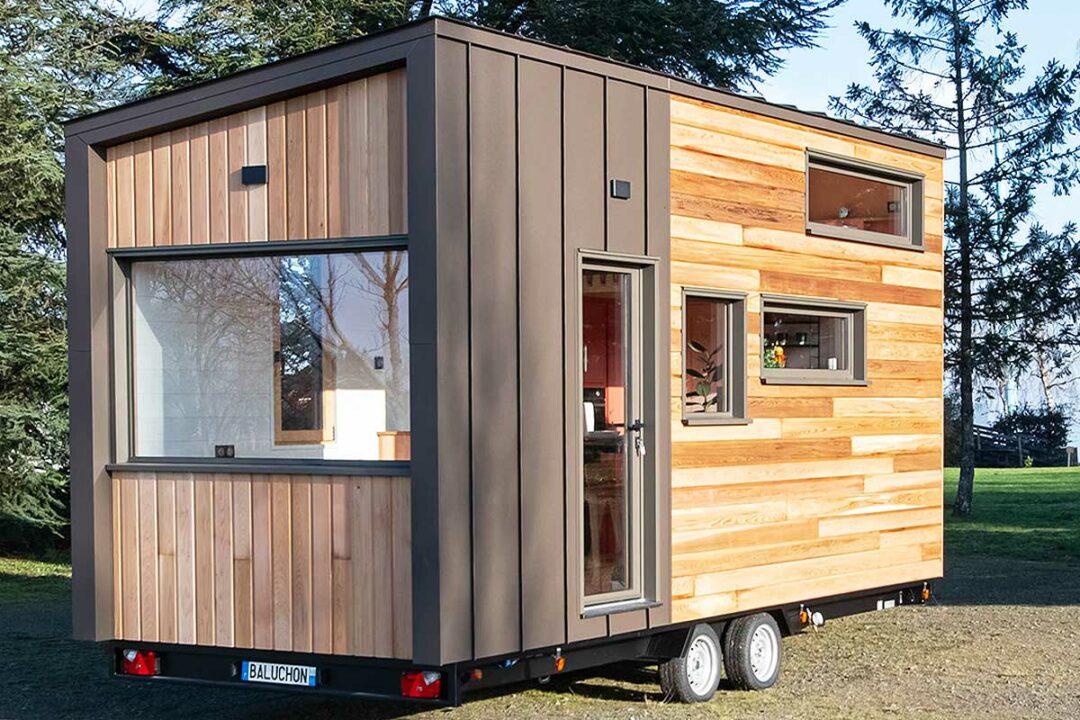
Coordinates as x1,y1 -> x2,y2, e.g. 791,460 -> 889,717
604,78 -> 650,636
432,38 -> 475,664
407,35 -> 471,665
605,80 -> 646,256
645,89 -> 672,629
67,137 -> 114,640
562,69 -> 610,643
469,46 -> 522,659
517,58 -> 568,652
405,35 -> 438,665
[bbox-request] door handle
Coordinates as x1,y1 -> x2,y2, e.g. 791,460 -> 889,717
627,420 -> 645,433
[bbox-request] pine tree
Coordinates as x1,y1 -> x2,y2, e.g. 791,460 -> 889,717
153,0 -> 843,92
0,0 -> 162,536
831,0 -> 1080,516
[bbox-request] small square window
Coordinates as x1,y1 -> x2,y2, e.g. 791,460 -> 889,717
806,151 -> 924,249
761,296 -> 867,386
682,289 -> 747,424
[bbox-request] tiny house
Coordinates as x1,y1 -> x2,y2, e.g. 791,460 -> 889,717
66,18 -> 945,704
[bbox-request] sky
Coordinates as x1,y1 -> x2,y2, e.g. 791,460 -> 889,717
757,0 -> 1080,233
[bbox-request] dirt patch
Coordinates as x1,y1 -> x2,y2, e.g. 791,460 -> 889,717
2,554 -> 1078,720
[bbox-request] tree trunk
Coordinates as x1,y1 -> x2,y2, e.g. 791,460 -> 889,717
952,1 -> 976,517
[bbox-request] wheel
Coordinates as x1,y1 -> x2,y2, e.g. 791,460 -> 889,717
723,613 -> 782,691
658,623 -> 722,702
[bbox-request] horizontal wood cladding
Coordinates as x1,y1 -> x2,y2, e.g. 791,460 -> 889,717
105,68 -> 406,247
112,472 -> 411,659
668,94 -> 944,624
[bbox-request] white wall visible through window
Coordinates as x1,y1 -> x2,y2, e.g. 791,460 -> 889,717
129,251 -> 410,461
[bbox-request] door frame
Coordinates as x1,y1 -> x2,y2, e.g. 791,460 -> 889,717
573,250 -> 660,617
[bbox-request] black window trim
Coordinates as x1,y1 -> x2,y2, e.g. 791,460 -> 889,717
109,235 -> 411,472
680,287 -> 750,426
805,148 -> 925,251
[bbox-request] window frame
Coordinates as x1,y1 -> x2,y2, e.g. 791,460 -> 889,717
760,294 -> 868,386
107,235 -> 410,472
574,249 -> 662,619
272,256 -> 337,446
805,149 -> 925,251
680,287 -> 749,426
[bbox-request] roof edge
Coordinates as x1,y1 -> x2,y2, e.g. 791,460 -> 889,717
65,14 -> 946,160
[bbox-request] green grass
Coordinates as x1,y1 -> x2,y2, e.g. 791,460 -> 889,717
944,466 -> 1080,564
0,555 -> 71,602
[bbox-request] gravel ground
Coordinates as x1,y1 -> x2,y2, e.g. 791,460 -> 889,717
2,554 -> 1078,720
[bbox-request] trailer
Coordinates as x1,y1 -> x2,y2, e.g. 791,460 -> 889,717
66,17 -> 945,705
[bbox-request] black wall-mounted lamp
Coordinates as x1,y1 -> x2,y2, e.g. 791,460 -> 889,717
241,164 -> 268,185
610,179 -> 632,200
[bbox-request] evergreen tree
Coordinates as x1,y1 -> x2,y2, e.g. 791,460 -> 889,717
153,0 -> 843,92
831,0 -> 1080,515
0,0 -> 162,535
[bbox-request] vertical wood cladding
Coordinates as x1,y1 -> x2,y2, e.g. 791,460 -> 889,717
436,40 -> 673,661
668,95 -> 945,623
104,69 -> 407,247
112,473 -> 412,659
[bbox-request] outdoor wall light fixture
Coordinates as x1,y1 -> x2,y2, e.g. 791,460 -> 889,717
241,164 -> 268,185
610,179 -> 632,200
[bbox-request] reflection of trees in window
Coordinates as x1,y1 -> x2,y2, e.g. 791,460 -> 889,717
277,256 -> 329,438
135,257 -> 277,452
132,251 -> 410,457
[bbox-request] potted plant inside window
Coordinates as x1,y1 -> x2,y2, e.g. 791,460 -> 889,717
685,340 -> 724,413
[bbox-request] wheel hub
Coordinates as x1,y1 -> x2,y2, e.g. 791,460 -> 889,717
749,624 -> 778,682
686,636 -> 717,695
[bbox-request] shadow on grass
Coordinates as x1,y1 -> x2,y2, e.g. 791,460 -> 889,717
936,553 -> 1080,607
0,571 -> 71,602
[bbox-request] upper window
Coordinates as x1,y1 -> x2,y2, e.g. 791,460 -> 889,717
129,250 -> 410,461
806,151 -> 924,249
761,295 -> 866,385
681,289 -> 747,424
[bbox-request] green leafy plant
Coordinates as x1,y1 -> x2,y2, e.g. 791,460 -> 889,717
684,339 -> 723,413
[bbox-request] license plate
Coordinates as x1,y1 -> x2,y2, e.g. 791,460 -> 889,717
240,660 -> 317,687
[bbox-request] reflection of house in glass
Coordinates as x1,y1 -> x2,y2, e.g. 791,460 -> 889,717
133,252 -> 410,460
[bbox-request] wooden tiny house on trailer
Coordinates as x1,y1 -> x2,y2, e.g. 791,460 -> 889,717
66,18 -> 945,704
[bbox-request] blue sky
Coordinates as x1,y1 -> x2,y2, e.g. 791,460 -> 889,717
757,1 -> 1080,233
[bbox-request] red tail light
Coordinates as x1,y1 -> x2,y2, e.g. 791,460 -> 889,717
400,670 -> 442,699
120,649 -> 159,676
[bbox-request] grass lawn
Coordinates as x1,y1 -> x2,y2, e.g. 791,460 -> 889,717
0,555 -> 71,602
944,466 -> 1080,564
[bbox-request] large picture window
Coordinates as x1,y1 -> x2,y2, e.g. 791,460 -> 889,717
806,151 -> 924,249
128,250 -> 409,461
761,295 -> 866,385
681,288 -> 747,424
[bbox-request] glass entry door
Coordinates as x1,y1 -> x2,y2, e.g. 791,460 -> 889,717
580,263 -> 645,605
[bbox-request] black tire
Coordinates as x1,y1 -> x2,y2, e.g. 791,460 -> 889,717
723,613 -> 782,691
658,623 -> 722,703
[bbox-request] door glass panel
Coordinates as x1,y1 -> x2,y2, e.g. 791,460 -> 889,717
582,269 -> 631,599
